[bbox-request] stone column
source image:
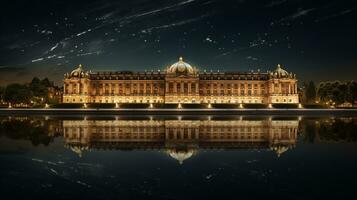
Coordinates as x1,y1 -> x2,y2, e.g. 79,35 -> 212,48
181,82 -> 184,94
188,82 -> 191,94
151,82 -> 153,94
244,82 -> 248,96
165,82 -> 169,93
173,82 -> 177,93
196,82 -> 199,95
115,83 -> 118,95
130,82 -> 133,95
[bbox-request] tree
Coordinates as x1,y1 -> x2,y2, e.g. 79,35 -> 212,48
350,81 -> 357,105
0,86 -> 4,102
346,81 -> 357,105
305,81 -> 316,104
4,84 -> 33,104
317,82 -> 329,102
40,78 -> 52,87
30,77 -> 48,98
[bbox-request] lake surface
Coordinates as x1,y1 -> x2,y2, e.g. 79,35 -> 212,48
0,115 -> 357,199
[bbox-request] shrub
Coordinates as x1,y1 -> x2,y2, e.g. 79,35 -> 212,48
302,104 -> 328,109
211,104 -> 238,109
243,104 -> 267,109
50,103 -> 83,108
32,104 -> 45,108
119,103 -> 150,108
87,103 -> 115,109
182,104 -> 207,109
272,104 -> 299,109
152,104 -> 178,109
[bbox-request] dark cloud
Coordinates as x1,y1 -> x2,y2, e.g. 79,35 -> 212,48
0,66 -> 25,72
265,0 -> 287,8
0,0 -> 357,84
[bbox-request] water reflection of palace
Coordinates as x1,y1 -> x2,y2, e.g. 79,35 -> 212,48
63,118 -> 299,163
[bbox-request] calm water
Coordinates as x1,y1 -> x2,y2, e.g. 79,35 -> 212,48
0,115 -> 357,199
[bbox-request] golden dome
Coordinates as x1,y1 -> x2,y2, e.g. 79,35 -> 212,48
70,64 -> 86,78
167,149 -> 195,164
167,57 -> 195,75
271,64 -> 291,78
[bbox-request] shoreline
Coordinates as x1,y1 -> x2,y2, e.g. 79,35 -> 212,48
1,108 -> 357,116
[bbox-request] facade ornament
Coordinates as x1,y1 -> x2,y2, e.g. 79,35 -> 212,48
63,59 -> 299,104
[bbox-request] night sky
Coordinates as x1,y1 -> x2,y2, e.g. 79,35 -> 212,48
1,0 -> 356,85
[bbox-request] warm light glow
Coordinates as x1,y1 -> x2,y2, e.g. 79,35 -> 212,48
268,104 -> 273,109
63,59 -> 299,105
115,103 -> 119,108
45,103 -> 49,108
8,103 -> 12,108
149,103 -> 154,108
178,103 -> 182,109
239,103 -> 243,109
298,103 -> 303,109
83,103 -> 87,108
207,103 -> 212,109
63,118 -> 299,159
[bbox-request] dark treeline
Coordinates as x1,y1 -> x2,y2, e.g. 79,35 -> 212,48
302,118 -> 357,143
301,81 -> 357,106
0,77 -> 60,106
0,118 -> 61,146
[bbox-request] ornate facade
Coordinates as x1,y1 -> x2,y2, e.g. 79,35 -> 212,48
63,57 -> 298,104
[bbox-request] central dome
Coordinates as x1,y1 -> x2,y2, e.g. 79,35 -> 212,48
270,64 -> 292,78
167,57 -> 195,75
167,149 -> 195,164
70,64 -> 85,78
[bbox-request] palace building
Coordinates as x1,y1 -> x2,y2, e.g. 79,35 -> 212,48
63,57 -> 298,104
